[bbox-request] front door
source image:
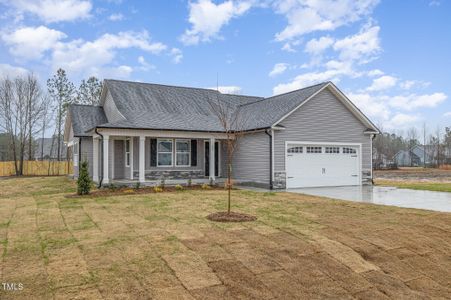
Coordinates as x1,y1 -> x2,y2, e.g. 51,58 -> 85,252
205,141 -> 219,177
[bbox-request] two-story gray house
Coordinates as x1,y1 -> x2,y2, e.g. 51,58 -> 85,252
64,80 -> 379,189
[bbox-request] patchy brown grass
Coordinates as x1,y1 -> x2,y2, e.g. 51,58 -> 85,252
0,176 -> 450,299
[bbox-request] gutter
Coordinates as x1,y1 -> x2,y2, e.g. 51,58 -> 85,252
264,129 -> 273,190
78,139 -> 82,167
371,133 -> 377,184
95,128 -> 104,188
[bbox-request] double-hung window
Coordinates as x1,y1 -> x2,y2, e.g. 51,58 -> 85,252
125,139 -> 130,167
157,139 -> 173,166
176,139 -> 190,166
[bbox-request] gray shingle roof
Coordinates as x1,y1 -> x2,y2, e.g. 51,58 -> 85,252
70,80 -> 330,133
69,105 -> 107,136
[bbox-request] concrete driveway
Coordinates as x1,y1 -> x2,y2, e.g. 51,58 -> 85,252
289,185 -> 451,213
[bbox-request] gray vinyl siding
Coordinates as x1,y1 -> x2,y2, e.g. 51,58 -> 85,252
74,137 -> 94,178
103,90 -> 125,123
274,88 -> 371,179
232,131 -> 270,186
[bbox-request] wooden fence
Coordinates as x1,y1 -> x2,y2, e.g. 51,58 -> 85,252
0,161 -> 73,176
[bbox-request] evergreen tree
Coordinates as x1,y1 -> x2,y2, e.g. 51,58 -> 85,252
47,68 -> 75,161
77,77 -> 102,105
77,160 -> 91,195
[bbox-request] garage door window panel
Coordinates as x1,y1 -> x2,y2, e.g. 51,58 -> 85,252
343,147 -> 357,154
325,146 -> 340,154
287,146 -> 303,153
307,146 -> 322,153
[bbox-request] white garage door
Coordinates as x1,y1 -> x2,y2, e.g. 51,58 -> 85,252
286,143 -> 361,188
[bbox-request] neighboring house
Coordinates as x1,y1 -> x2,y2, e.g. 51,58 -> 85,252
34,138 -> 67,160
394,145 -> 433,167
64,80 -> 379,189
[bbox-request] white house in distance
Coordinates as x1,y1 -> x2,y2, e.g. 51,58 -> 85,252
64,80 -> 379,189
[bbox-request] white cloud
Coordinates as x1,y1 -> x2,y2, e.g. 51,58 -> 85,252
305,36 -> 334,55
209,86 -> 242,94
2,26 -> 66,60
170,48 -> 183,64
51,31 -> 167,76
367,69 -> 384,77
333,25 -> 381,64
443,112 -> 451,117
281,39 -> 302,52
348,92 -> 390,121
273,0 -> 379,41
367,75 -> 397,92
105,65 -> 133,78
180,0 -> 252,45
137,56 -> 155,71
9,0 -> 92,23
399,80 -> 430,90
108,13 -> 124,21
390,93 -> 447,110
273,69 -> 338,95
269,63 -> 289,77
0,64 -> 29,78
272,59 -> 358,95
389,113 -> 419,127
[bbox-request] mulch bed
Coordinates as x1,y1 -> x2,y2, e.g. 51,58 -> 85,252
65,185 -> 225,198
207,211 -> 257,222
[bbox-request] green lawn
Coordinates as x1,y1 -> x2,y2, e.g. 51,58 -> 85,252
0,177 -> 450,299
375,179 -> 451,192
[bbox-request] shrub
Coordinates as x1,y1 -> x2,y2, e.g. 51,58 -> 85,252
175,184 -> 184,191
153,186 -> 163,193
134,182 -> 141,190
201,183 -> 211,190
187,177 -> 192,187
108,183 -> 118,191
77,161 -> 92,195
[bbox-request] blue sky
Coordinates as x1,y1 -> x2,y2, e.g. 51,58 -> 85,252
0,0 -> 450,134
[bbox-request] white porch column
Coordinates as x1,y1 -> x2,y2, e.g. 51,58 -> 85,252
139,136 -> 145,183
130,137 -> 134,180
92,137 -> 99,182
103,135 -> 109,184
209,137 -> 215,181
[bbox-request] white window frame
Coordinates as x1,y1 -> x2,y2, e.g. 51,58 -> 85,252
175,139 -> 191,167
125,139 -> 130,167
157,138 -> 173,167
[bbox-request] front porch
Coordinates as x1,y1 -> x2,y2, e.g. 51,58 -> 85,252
111,177 -> 226,187
91,128 -> 228,186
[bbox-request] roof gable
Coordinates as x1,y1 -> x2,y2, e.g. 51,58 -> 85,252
67,105 -> 108,137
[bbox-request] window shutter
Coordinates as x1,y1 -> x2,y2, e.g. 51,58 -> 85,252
150,139 -> 157,167
191,139 -> 197,166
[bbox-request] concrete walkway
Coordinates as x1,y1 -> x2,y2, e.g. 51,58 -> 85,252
288,185 -> 451,213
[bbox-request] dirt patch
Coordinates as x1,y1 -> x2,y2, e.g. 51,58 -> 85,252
206,211 -> 257,222
374,168 -> 451,182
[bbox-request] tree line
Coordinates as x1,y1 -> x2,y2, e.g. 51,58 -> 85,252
373,125 -> 451,168
0,68 -> 102,175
